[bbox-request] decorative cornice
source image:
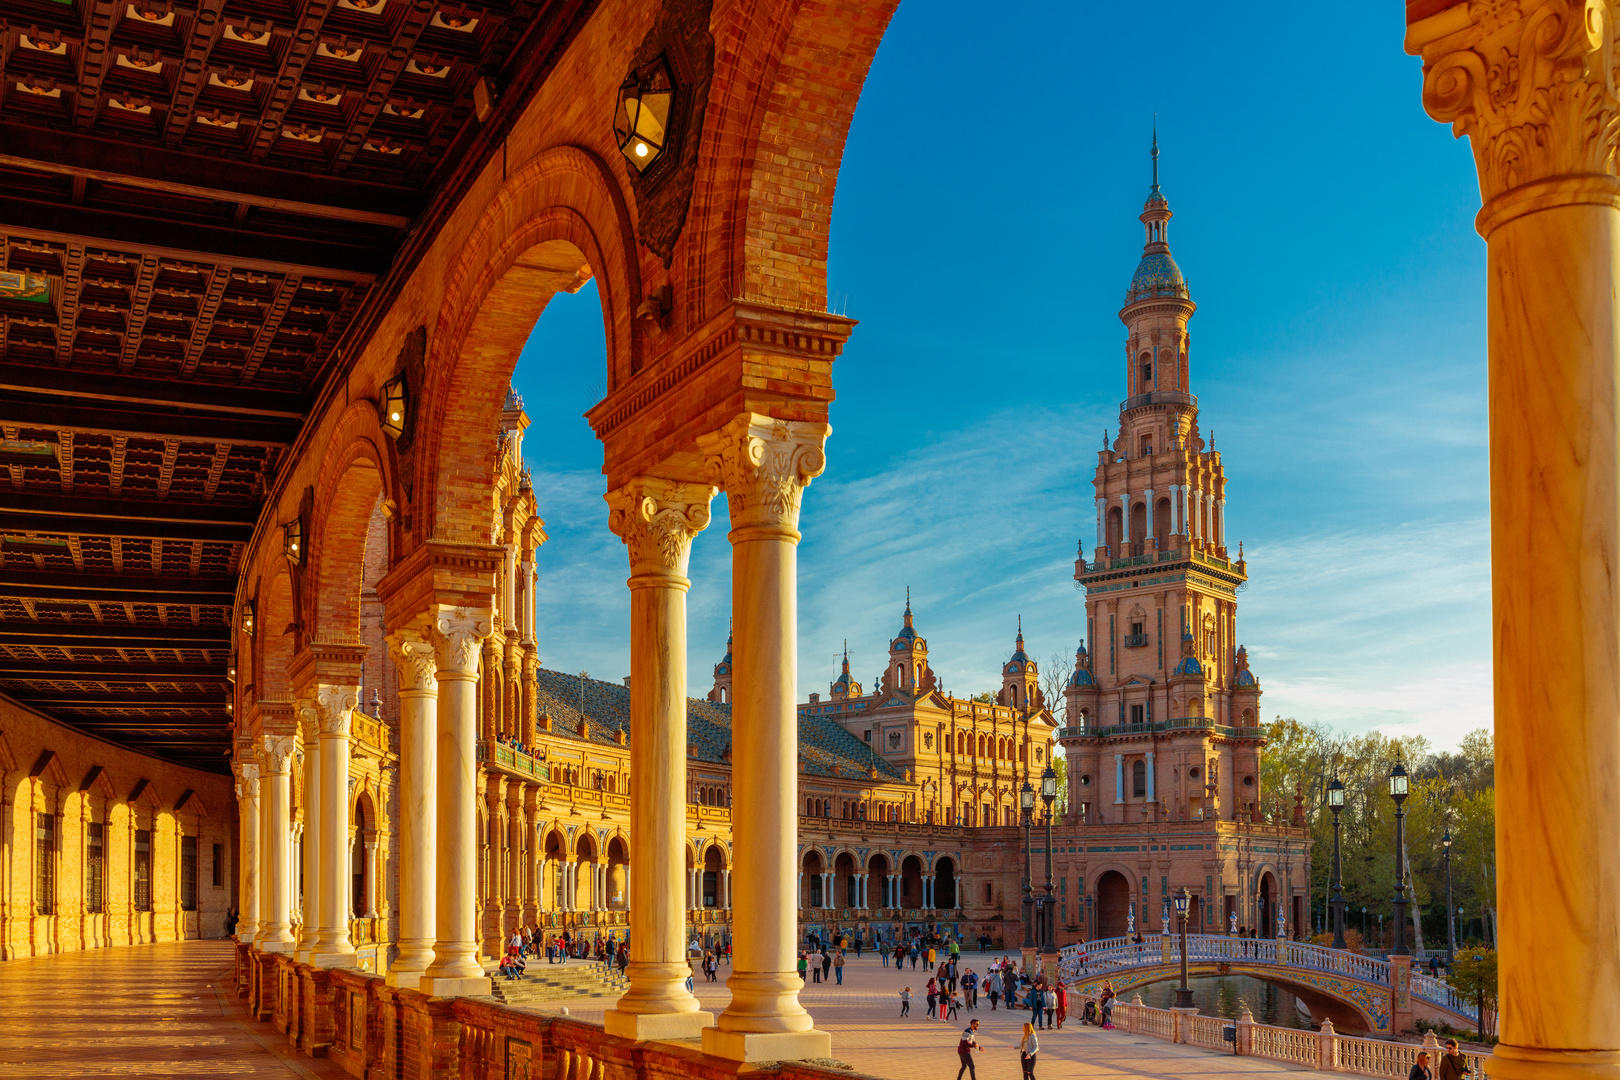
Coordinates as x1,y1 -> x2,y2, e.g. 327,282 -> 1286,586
697,412 -> 829,533
1413,0 -> 1620,225
387,629 -> 439,693
605,476 -> 715,576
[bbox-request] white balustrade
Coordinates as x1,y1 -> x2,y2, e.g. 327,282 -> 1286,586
1251,1025 -> 1317,1066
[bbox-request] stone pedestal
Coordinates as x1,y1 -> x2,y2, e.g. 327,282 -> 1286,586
1390,954 -> 1413,1034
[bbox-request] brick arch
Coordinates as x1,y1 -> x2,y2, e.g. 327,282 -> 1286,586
258,569 -> 295,702
308,406 -> 391,644
419,146 -> 637,545
691,0 -> 901,316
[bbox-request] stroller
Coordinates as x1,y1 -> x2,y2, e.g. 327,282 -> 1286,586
1080,1000 -> 1098,1026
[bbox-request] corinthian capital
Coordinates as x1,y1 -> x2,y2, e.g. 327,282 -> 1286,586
697,413 -> 830,533
234,761 -> 260,799
388,628 -> 439,693
606,476 -> 716,576
1411,0 -> 1620,212
315,684 -> 359,736
258,734 -> 297,775
432,607 -> 492,677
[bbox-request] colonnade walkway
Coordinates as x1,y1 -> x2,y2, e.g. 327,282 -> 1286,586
0,941 -> 347,1080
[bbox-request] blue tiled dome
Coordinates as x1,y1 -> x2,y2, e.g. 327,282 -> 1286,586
1127,251 -> 1188,304
1069,667 -> 1093,688
1174,653 -> 1203,677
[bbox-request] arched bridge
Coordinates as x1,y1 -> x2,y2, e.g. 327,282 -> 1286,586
1058,935 -> 1477,1036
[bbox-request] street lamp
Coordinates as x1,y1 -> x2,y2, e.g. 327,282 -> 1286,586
1020,779 -> 1036,950
1389,759 -> 1410,956
1328,775 -> 1346,949
1442,829 -> 1455,964
1040,764 -> 1058,955
1173,887 -> 1193,1009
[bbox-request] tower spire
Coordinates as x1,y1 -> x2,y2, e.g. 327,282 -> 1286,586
1150,117 -> 1160,199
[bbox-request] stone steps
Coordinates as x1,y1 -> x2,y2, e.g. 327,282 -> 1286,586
490,962 -> 629,1005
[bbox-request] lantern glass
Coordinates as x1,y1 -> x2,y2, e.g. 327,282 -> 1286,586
1173,887 -> 1190,917
1442,830 -> 1452,849
240,602 -> 255,636
1389,760 -> 1408,797
615,58 -> 674,173
1327,776 -> 1344,808
1020,780 -> 1035,812
283,518 -> 303,565
226,656 -> 237,683
1040,764 -> 1057,801
380,373 -> 408,439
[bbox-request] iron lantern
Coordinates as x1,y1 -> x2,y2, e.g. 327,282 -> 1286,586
1173,887 -> 1190,918
226,655 -> 237,683
1040,764 -> 1058,803
1388,759 -> 1409,801
614,57 -> 674,173
1443,829 -> 1452,850
1020,779 -> 1035,814
1327,775 -> 1344,808
379,371 -> 408,439
283,516 -> 303,565
240,600 -> 255,636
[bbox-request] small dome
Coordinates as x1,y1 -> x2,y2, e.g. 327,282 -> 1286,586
1174,653 -> 1203,677
1127,251 -> 1188,304
1069,667 -> 1094,688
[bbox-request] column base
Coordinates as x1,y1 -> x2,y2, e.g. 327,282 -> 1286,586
261,939 -> 295,955
701,1027 -> 831,1063
1490,1046 -> 1620,1080
418,975 -> 492,998
386,969 -> 423,990
308,947 -> 357,970
604,1009 -> 715,1042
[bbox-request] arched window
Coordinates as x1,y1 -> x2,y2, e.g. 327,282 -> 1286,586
977,734 -> 985,757
1020,740 -> 1027,763
806,797 -> 814,816
1140,351 -> 1153,391
1132,759 -> 1147,798
957,731 -> 966,755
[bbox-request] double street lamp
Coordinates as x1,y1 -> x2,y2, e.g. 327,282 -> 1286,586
1389,759 -> 1410,956
1442,829 -> 1455,963
1020,779 -> 1036,950
1173,887 -> 1193,1009
1328,775 -> 1346,949
1040,765 -> 1059,955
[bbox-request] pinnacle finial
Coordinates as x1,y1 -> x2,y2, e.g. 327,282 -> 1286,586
1151,117 -> 1160,196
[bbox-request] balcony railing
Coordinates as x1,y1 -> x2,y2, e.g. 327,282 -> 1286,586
1119,390 -> 1197,412
1122,633 -> 1149,648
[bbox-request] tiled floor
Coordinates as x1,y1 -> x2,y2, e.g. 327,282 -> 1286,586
0,941 -> 346,1080
0,943 -> 1334,1080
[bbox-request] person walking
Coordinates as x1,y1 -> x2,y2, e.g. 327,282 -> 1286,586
946,988 -> 961,1021
1409,1052 -> 1435,1080
834,949 -> 845,985
956,1018 -> 982,1080
925,978 -> 938,1020
899,986 -> 912,1017
821,948 -> 833,983
797,953 -> 808,982
882,942 -> 890,968
1029,979 -> 1045,1028
986,977 -> 1000,1011
1437,1041 -> 1470,1080
962,968 -> 977,1010
1055,981 -> 1068,1029
1043,985 -> 1056,1028
1018,1022 -> 1039,1080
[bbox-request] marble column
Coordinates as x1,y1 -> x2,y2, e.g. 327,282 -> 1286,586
256,736 -> 296,951
363,839 -> 378,919
1411,3 -> 1620,1072
293,715 -> 320,964
602,476 -> 715,1045
387,629 -> 437,989
422,608 -> 492,996
523,788 -> 539,926
235,762 -> 260,944
700,414 -> 831,1061
310,686 -> 357,968
507,784 -> 524,922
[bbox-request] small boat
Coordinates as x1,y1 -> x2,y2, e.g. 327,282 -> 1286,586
1295,997 -> 1313,1022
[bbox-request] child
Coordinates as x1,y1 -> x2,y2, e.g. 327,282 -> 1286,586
899,986 -> 912,1017
946,989 -> 961,1021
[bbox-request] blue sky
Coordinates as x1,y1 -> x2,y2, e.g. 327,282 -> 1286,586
512,2 -> 1491,749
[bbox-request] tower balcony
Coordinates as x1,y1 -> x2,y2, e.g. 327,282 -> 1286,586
1119,389 -> 1197,413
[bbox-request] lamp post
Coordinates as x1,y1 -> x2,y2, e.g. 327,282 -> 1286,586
1173,887 -> 1193,1009
1020,779 -> 1036,950
1389,759 -> 1410,956
1040,765 -> 1058,955
1442,829 -> 1455,964
1328,775 -> 1347,949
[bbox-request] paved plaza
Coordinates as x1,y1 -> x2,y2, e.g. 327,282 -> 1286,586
0,942 -> 1336,1080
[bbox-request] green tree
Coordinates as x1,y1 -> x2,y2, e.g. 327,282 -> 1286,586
1448,947 -> 1498,1038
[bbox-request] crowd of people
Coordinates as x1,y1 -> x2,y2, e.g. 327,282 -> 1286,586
495,926 -> 630,981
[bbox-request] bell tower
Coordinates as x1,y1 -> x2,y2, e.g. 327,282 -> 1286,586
1060,136 -> 1264,827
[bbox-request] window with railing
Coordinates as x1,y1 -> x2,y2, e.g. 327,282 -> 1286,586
86,822 -> 104,913
34,812 -> 55,915
180,835 -> 197,911
134,829 -> 152,912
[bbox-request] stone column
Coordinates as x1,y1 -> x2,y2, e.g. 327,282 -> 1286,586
235,762 -> 260,944
293,717 -> 320,964
1411,2 -> 1620,1070
506,783 -> 523,920
796,873 -> 803,910
386,629 -> 437,989
523,788 -> 539,926
310,686 -> 357,968
603,477 -> 715,1038
257,736 -> 296,951
700,414 -> 831,1061
422,608 -> 492,996
485,776 -> 507,952
363,839 -> 378,919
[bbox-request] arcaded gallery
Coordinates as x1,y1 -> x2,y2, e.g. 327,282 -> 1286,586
0,0 -> 1616,1078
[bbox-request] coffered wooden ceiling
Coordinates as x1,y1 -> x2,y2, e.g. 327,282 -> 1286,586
0,0 -> 596,771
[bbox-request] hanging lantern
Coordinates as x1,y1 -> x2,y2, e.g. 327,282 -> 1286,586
614,57 -> 674,174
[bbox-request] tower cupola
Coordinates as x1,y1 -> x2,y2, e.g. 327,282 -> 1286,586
830,640 -> 863,700
886,588 -> 933,693
707,623 -> 734,704
1000,616 -> 1041,710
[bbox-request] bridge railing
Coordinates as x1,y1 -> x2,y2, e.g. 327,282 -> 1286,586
1410,971 -> 1476,1019
1284,940 -> 1392,985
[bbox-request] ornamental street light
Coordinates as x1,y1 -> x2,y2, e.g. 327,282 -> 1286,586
1328,775 -> 1347,949
1173,886 -> 1193,1009
1041,764 -> 1058,955
614,58 -> 674,172
1389,759 -> 1411,956
1443,829 -> 1455,964
1020,779 -> 1036,950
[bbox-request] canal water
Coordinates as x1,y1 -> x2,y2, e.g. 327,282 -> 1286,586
1132,974 -> 1312,1029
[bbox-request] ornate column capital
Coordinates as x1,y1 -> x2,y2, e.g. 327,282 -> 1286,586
388,629 -> 440,693
1411,0 -> 1620,230
315,685 -> 359,737
234,761 -> 260,800
431,606 -> 493,678
605,476 -> 716,578
258,735 -> 297,776
696,413 -> 830,535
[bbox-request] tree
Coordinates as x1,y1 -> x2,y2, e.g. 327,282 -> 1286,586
1448,947 -> 1498,1038
1051,753 -> 1068,816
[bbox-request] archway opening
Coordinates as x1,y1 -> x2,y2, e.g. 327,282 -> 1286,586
900,855 -> 924,909
1096,870 -> 1131,939
934,857 -> 957,909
